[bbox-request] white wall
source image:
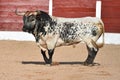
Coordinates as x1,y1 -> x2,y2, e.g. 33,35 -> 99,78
0,31 -> 120,45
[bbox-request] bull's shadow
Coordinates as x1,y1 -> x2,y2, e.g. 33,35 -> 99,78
21,61 -> 100,66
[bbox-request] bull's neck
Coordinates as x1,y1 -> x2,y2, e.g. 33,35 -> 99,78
32,16 -> 57,42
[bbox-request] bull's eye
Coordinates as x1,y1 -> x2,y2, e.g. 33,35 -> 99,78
29,15 -> 36,22
30,18 -> 35,22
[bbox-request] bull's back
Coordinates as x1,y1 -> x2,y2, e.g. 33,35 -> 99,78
55,17 -> 103,42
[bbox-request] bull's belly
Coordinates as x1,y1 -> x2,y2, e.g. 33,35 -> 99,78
55,38 -> 81,47
37,38 -> 82,51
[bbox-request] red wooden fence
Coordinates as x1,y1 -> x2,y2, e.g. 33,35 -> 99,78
102,0 -> 120,33
0,0 -> 120,33
53,0 -> 96,18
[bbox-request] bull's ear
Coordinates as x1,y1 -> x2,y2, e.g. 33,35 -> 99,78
36,10 -> 41,20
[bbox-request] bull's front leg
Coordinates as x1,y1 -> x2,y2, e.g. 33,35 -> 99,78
41,49 -> 54,65
41,35 -> 58,65
41,50 -> 49,64
47,49 -> 54,64
38,39 -> 56,65
45,36 -> 58,65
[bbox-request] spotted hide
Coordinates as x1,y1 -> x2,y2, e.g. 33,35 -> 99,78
16,10 -> 104,66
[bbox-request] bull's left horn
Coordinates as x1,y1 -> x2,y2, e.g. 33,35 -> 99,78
15,9 -> 25,16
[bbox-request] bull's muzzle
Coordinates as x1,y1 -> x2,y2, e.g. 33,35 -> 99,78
22,26 -> 33,33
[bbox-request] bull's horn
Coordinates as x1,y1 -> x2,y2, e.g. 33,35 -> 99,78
15,9 -> 25,16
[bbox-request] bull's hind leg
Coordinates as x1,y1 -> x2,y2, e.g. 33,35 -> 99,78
84,39 -> 99,66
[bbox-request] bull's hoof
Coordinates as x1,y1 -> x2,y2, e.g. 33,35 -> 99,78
44,60 -> 52,66
83,61 -> 94,67
45,63 -> 52,66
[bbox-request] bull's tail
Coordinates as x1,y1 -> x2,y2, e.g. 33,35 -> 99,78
96,20 -> 105,48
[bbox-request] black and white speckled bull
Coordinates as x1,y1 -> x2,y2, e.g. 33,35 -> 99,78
15,10 -> 104,66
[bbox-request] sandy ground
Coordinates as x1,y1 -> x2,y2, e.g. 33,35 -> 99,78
0,40 -> 120,80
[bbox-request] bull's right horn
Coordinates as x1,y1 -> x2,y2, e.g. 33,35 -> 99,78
15,9 -> 25,16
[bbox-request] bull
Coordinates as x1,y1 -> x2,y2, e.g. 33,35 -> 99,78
15,9 -> 104,66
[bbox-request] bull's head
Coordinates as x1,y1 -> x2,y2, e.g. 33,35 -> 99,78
15,9 -> 51,33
